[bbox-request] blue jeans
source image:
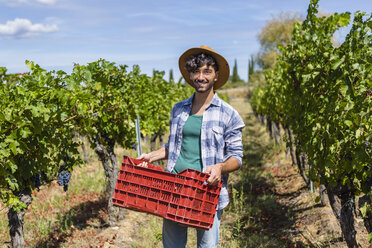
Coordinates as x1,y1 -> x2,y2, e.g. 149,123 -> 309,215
162,209 -> 223,248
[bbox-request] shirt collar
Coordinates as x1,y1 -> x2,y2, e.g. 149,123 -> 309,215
183,92 -> 222,107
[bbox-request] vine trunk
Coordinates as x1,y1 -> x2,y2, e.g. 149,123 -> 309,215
8,192 -> 32,248
93,134 -> 125,225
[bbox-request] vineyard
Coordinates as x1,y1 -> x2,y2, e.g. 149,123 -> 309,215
0,0 -> 371,247
0,85 -> 370,247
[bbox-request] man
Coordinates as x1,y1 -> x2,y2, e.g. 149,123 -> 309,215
137,45 -> 245,248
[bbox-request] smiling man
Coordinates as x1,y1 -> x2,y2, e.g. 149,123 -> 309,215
137,45 -> 245,248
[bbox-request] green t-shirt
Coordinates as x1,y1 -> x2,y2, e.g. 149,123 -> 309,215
172,114 -> 203,173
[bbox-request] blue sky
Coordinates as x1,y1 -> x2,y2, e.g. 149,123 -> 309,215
0,0 -> 371,81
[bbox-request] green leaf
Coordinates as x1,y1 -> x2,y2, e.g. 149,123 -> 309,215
337,12 -> 351,27
8,140 -> 18,155
20,128 -> 32,138
60,112 -> 68,121
44,113 -> 50,122
332,56 -> 345,70
360,202 -> 371,217
344,120 -> 353,127
340,85 -> 348,96
6,177 -> 18,191
355,129 -> 362,139
25,60 -> 34,70
96,82 -> 102,91
9,163 -> 18,173
351,63 -> 360,70
4,111 -> 12,121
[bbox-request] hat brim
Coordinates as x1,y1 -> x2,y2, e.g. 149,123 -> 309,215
178,47 -> 229,90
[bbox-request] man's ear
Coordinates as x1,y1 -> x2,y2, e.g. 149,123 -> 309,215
215,71 -> 219,81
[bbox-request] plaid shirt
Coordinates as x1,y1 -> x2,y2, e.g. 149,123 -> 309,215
164,93 -> 245,209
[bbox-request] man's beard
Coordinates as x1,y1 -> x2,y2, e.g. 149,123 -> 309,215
193,79 -> 214,93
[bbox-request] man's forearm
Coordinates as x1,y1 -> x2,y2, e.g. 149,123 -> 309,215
143,146 -> 168,163
220,157 -> 240,174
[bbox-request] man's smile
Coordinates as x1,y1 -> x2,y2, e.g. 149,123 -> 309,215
194,80 -> 209,87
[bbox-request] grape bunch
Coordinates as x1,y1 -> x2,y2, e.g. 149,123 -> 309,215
364,141 -> 371,153
58,166 -> 71,192
30,172 -> 48,189
30,174 -> 41,189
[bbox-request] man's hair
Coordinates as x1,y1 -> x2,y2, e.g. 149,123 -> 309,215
185,53 -> 219,73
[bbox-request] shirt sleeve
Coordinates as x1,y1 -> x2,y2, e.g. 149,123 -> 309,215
223,111 -> 245,168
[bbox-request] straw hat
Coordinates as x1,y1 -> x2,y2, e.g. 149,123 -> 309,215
178,45 -> 230,90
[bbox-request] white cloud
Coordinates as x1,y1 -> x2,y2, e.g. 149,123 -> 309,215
0,18 -> 59,38
1,0 -> 57,6
36,0 -> 57,5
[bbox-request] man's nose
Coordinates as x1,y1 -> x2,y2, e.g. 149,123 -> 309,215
197,72 -> 206,80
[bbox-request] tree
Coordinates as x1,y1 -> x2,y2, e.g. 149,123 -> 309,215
231,59 -> 240,83
248,55 -> 255,83
169,69 -> 174,83
257,12 -> 303,69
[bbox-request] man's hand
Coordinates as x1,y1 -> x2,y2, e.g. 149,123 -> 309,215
137,153 -> 150,161
205,163 -> 223,186
205,158 -> 240,186
136,153 -> 150,167
136,147 -> 168,167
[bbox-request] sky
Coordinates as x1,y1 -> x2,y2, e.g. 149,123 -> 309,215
0,0 -> 371,81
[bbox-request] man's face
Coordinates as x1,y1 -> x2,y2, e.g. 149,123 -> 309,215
189,64 -> 219,93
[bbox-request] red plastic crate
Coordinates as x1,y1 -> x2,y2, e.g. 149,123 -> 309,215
112,156 -> 222,230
